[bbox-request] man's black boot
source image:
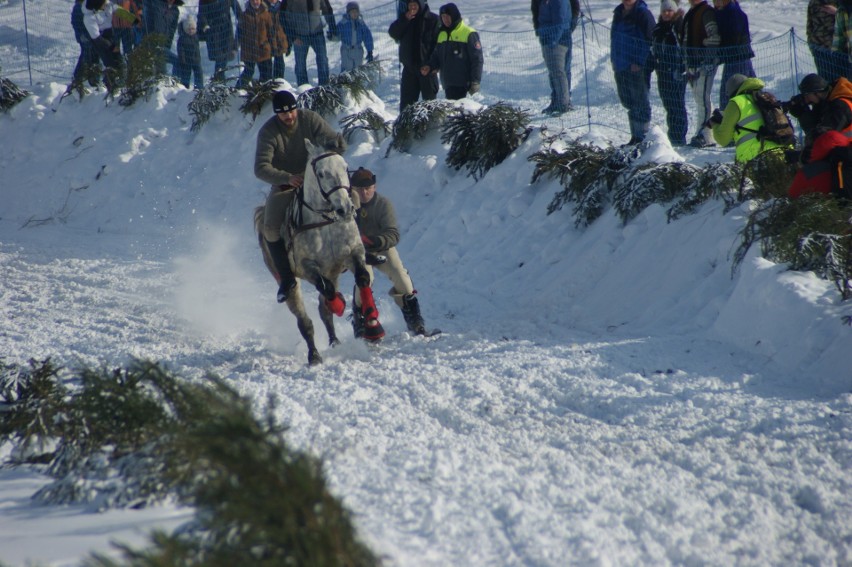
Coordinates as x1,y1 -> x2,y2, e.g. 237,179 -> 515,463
266,238 -> 296,303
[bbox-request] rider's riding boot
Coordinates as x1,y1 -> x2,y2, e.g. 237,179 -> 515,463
266,238 -> 296,303
401,293 -> 426,335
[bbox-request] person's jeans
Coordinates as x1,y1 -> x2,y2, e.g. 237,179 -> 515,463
658,70 -> 688,145
294,33 -> 329,85
615,68 -> 651,139
719,59 -> 755,109
541,42 -> 570,110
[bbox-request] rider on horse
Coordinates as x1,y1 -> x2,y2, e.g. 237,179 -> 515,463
254,90 -> 347,303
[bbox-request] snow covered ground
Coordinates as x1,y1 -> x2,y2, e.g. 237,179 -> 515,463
1,0 -> 851,565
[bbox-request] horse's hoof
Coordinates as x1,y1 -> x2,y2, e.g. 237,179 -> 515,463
329,337 -> 340,348
308,351 -> 323,366
363,319 -> 385,341
326,292 -> 345,317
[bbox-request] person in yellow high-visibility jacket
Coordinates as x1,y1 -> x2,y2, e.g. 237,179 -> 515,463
419,3 -> 483,100
710,73 -> 792,163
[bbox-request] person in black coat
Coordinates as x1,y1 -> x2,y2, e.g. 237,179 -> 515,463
650,0 -> 687,145
388,0 -> 440,112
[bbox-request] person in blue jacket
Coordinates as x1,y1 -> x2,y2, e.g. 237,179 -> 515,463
533,0 -> 573,115
337,2 -> 374,72
611,0 -> 655,145
714,0 -> 755,109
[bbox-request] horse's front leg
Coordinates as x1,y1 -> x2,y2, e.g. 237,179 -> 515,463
353,262 -> 385,341
314,274 -> 346,318
316,277 -> 341,348
284,285 -> 322,366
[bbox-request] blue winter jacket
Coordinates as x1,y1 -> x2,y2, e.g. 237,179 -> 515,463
715,0 -> 753,63
536,0 -> 571,47
337,15 -> 374,52
610,0 -> 655,72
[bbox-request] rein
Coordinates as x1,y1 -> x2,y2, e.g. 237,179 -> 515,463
290,151 -> 352,236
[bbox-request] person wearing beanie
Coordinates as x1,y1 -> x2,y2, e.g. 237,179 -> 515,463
348,168 -> 433,337
337,1 -> 375,72
679,0 -> 720,147
650,0 -> 687,145
714,0 -> 755,109
788,74 -> 852,152
173,15 -> 204,88
420,3 -> 484,100
236,0 -> 275,87
708,75 -> 792,163
388,0 -> 441,111
255,90 -> 347,303
610,0 -> 656,145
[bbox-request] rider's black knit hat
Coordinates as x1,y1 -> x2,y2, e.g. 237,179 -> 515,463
272,90 -> 298,113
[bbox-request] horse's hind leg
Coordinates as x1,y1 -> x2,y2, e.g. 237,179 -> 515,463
317,292 -> 340,348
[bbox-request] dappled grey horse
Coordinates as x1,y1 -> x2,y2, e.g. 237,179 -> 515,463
255,140 -> 384,365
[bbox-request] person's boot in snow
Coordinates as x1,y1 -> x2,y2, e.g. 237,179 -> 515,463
401,293 -> 426,335
266,238 -> 296,303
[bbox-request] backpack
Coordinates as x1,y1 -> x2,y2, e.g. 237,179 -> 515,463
827,145 -> 852,200
738,90 -> 796,147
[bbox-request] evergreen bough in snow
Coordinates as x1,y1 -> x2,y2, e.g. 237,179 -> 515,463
0,359 -> 380,566
739,148 -> 795,202
297,84 -> 344,117
340,108 -> 392,142
441,102 -> 532,180
387,99 -> 456,155
239,80 -> 281,121
614,162 -> 701,224
734,195 -> 852,300
666,161 -> 742,221
117,35 -> 176,107
0,73 -> 30,113
188,82 -> 236,132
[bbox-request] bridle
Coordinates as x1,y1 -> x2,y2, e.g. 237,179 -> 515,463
291,152 -> 352,234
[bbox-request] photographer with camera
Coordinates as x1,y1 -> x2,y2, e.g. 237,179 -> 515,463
706,74 -> 793,163
785,74 -> 852,154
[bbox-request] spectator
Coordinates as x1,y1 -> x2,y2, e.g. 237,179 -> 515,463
112,0 -> 142,56
83,0 -> 122,90
146,0 -> 184,73
349,168 -> 430,337
807,0 -> 839,81
72,0 -> 100,86
650,0 -> 687,146
788,130 -> 850,198
255,90 -> 346,302
421,3 -> 483,100
237,0 -> 275,87
281,0 -> 337,86
787,73 -> 852,153
337,1 -> 374,73
610,0 -> 655,145
832,0 -> 852,77
388,0 -> 440,112
714,0 -> 754,109
532,0 -> 573,115
199,0 -> 239,81
708,74 -> 792,163
680,0 -> 720,147
174,15 -> 204,88
263,0 -> 290,79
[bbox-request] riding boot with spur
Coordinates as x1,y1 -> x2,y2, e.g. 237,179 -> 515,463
266,238 -> 296,303
401,293 -> 427,335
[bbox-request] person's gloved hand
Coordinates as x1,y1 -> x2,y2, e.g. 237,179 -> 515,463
366,51 -> 374,62
360,234 -> 373,246
468,82 -> 480,95
705,108 -> 723,128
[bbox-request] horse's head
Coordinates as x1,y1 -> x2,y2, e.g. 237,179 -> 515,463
304,139 -> 355,220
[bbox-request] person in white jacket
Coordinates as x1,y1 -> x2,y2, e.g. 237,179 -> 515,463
84,0 -> 123,88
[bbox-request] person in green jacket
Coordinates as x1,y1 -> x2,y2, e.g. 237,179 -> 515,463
255,90 -> 346,303
709,74 -> 792,163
